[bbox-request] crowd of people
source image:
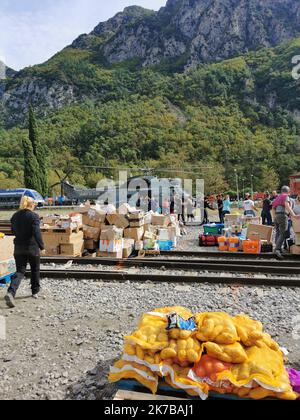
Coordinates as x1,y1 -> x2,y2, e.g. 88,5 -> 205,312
210,187 -> 300,260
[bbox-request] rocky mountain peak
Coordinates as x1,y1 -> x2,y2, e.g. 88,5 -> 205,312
95,0 -> 300,69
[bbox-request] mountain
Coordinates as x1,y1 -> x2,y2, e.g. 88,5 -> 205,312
1,1 -> 300,192
72,0 -> 300,70
2,0 -> 300,123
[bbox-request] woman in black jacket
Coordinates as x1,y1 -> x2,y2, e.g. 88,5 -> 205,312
5,196 -> 45,308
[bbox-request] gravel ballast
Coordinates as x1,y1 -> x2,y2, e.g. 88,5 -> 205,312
0,225 -> 299,400
0,278 -> 299,400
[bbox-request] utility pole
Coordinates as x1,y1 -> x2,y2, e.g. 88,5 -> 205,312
234,169 -> 240,202
251,174 -> 254,198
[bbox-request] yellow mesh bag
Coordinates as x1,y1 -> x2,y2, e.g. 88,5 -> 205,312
125,307 -> 193,351
233,314 -> 264,346
195,312 -> 239,344
162,364 -> 209,400
217,346 -> 297,398
108,359 -> 158,394
204,342 -> 248,364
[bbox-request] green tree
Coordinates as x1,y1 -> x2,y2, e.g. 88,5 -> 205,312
28,106 -> 48,195
22,137 -> 42,192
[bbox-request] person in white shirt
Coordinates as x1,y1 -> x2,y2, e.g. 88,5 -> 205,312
243,193 -> 256,217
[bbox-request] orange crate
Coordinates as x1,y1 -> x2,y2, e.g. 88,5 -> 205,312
228,237 -> 239,252
218,236 -> 228,252
243,240 -> 261,254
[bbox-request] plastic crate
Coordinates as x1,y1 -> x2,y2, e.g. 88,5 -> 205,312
203,224 -> 224,235
0,272 -> 15,288
158,240 -> 174,251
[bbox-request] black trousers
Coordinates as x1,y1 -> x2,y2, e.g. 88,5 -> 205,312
8,249 -> 41,297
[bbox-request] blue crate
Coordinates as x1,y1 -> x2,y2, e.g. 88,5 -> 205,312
0,272 -> 15,288
158,240 -> 174,251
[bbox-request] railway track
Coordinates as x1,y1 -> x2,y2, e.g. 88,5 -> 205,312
42,255 -> 300,276
40,253 -> 300,287
0,220 -> 13,235
39,268 -> 300,287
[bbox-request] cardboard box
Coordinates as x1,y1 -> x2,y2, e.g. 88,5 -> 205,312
295,233 -> 300,246
247,224 -> 273,242
242,216 -> 262,228
43,234 -> 61,249
123,246 -> 133,259
42,215 -> 60,226
129,219 -> 145,228
60,241 -> 84,257
84,239 -> 98,250
83,209 -> 106,227
151,214 -> 170,227
43,231 -> 84,245
106,214 -> 130,229
0,258 -> 16,277
97,250 -> 123,259
135,241 -> 144,251
157,228 -> 169,241
290,245 -> 300,255
60,214 -> 83,230
292,216 -> 300,233
83,226 -> 101,241
128,212 -> 144,220
44,246 -> 60,256
59,231 -> 84,244
123,239 -> 135,248
124,227 -> 144,241
0,236 -> 14,261
224,215 -> 240,227
99,239 -> 123,253
100,226 -> 123,241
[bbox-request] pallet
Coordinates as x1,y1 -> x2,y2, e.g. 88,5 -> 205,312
0,272 -> 15,287
114,390 -> 186,401
114,379 -> 249,401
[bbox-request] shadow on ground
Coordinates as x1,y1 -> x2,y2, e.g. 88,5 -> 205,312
66,358 -> 118,400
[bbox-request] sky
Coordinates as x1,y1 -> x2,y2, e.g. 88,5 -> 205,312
0,0 -> 166,71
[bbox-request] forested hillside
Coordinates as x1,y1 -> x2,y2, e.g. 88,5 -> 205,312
1,33 -> 300,193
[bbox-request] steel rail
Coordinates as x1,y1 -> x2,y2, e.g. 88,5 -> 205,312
39,269 -> 300,287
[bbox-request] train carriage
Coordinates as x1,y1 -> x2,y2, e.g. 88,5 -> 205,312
0,189 -> 44,209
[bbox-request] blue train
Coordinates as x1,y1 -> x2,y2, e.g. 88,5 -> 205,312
0,189 -> 45,209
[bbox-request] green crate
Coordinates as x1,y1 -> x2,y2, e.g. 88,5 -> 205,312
203,224 -> 224,235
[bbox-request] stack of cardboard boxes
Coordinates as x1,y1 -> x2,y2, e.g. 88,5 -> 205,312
290,216 -> 300,254
0,235 -> 16,280
42,214 -> 84,257
41,203 -> 182,259
223,214 -> 273,254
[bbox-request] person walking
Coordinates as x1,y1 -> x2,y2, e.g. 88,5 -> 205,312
272,186 -> 296,260
243,193 -> 256,217
217,195 -> 224,224
5,196 -> 45,308
261,192 -> 273,226
186,196 -> 195,223
222,194 -> 232,220
201,196 -> 214,225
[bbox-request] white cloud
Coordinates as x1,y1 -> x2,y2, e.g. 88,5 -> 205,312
0,0 -> 166,70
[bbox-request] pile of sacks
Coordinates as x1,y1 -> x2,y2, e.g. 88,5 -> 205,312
109,307 -> 298,400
